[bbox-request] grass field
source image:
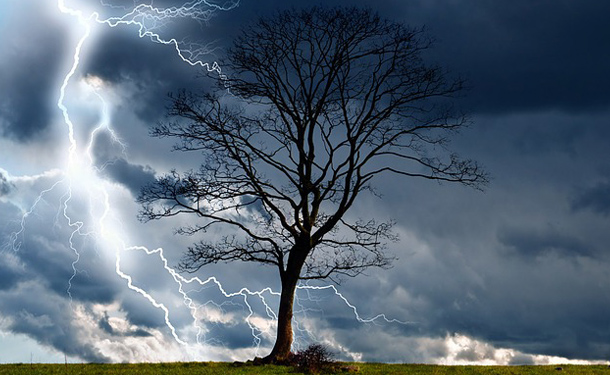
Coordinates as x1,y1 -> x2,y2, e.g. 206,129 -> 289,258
0,363 -> 609,375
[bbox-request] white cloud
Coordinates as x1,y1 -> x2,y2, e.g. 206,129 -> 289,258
437,334 -> 610,366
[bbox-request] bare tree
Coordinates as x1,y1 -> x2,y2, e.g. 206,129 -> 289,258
138,6 -> 487,363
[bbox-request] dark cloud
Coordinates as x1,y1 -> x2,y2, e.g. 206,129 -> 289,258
571,182 -> 610,217
0,180 -> 145,362
404,259 -> 610,360
77,0 -> 610,363
0,172 -> 13,196
84,31 -> 210,124
99,312 -> 152,337
91,132 -> 157,196
121,297 -> 168,330
208,0 -> 610,115
0,283 -> 109,363
404,0 -> 610,114
131,328 -> 153,338
497,226 -> 593,258
0,1 -> 68,141
4,0 -> 610,365
83,0 -> 610,123
511,124 -> 583,157
205,321 -> 263,349
9,213 -> 119,304
0,253 -> 22,291
102,158 -> 157,196
91,0 -> 610,361
99,312 -> 115,335
352,112 -> 610,361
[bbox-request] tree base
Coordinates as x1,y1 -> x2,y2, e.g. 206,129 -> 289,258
252,352 -> 294,366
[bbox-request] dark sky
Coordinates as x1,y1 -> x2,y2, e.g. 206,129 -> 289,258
1,0 -> 610,364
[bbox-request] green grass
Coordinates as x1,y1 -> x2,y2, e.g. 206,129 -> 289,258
0,363 -> 608,375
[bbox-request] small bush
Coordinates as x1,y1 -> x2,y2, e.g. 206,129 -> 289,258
291,343 -> 336,374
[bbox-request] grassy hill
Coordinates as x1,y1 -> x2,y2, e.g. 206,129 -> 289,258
1,363 -> 609,374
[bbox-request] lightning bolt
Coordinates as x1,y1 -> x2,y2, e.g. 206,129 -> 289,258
54,0 -> 239,353
5,0 -> 410,362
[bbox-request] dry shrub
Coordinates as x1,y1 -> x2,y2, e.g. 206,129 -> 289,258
291,343 -> 336,374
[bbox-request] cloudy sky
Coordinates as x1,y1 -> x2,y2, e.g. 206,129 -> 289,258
1,0 -> 610,365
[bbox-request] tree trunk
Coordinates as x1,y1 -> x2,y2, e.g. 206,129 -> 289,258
263,273 -> 299,363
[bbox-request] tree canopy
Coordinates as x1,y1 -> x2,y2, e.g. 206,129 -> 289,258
138,6 -> 487,362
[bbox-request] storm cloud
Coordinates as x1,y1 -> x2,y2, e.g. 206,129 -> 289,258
0,171 -> 13,196
1,0 -> 610,365
571,181 -> 610,217
399,0 -> 610,114
0,1 -> 68,141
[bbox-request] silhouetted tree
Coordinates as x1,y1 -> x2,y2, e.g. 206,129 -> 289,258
138,6 -> 487,363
